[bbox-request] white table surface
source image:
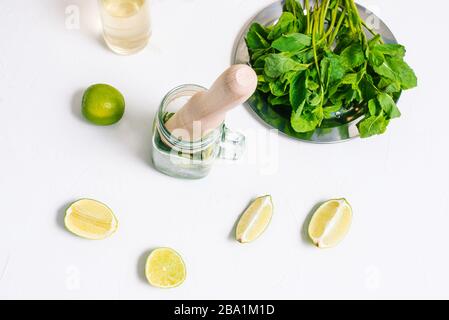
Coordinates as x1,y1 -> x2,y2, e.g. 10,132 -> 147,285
0,0 -> 448,300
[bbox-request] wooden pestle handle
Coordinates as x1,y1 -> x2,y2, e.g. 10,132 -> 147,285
164,64 -> 257,141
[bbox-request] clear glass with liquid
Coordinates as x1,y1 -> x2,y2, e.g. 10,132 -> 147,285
98,0 -> 151,55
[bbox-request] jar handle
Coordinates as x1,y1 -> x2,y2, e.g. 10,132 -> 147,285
219,126 -> 245,160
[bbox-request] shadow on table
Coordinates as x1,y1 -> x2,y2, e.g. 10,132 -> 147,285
50,0 -> 110,51
137,249 -> 157,284
115,108 -> 156,168
70,86 -> 158,169
71,89 -> 85,122
300,201 -> 326,245
56,200 -> 77,231
227,197 -> 257,242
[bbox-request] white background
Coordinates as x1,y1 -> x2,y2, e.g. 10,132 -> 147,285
0,0 -> 448,300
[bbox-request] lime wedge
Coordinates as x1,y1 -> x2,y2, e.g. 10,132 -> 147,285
236,195 -> 273,243
308,198 -> 352,248
64,199 -> 118,240
145,248 -> 186,288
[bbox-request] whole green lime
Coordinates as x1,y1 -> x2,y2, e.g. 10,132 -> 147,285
82,84 -> 125,125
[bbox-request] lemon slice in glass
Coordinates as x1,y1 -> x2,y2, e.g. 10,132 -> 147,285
145,248 -> 186,288
308,198 -> 352,248
64,199 -> 118,240
236,195 -> 273,243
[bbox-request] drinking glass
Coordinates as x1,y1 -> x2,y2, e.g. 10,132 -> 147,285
152,85 -> 246,179
98,0 -> 151,55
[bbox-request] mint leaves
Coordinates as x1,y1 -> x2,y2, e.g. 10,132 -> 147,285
245,0 -> 417,138
264,54 -> 309,78
272,33 -> 312,52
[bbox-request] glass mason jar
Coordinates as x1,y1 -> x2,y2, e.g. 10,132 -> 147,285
152,85 -> 245,179
98,0 -> 152,55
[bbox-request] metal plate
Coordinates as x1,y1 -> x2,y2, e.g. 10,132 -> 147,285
232,0 -> 398,143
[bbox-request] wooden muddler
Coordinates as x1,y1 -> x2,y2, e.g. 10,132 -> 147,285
164,64 -> 258,142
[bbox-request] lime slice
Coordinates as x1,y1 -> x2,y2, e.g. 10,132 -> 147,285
82,84 -> 125,125
145,248 -> 186,288
236,195 -> 273,243
64,199 -> 118,240
308,198 -> 352,248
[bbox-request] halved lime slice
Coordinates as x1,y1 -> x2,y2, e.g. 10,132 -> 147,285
64,199 -> 118,240
145,248 -> 186,288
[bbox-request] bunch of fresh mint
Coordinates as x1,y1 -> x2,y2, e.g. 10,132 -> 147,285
246,0 -> 417,138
